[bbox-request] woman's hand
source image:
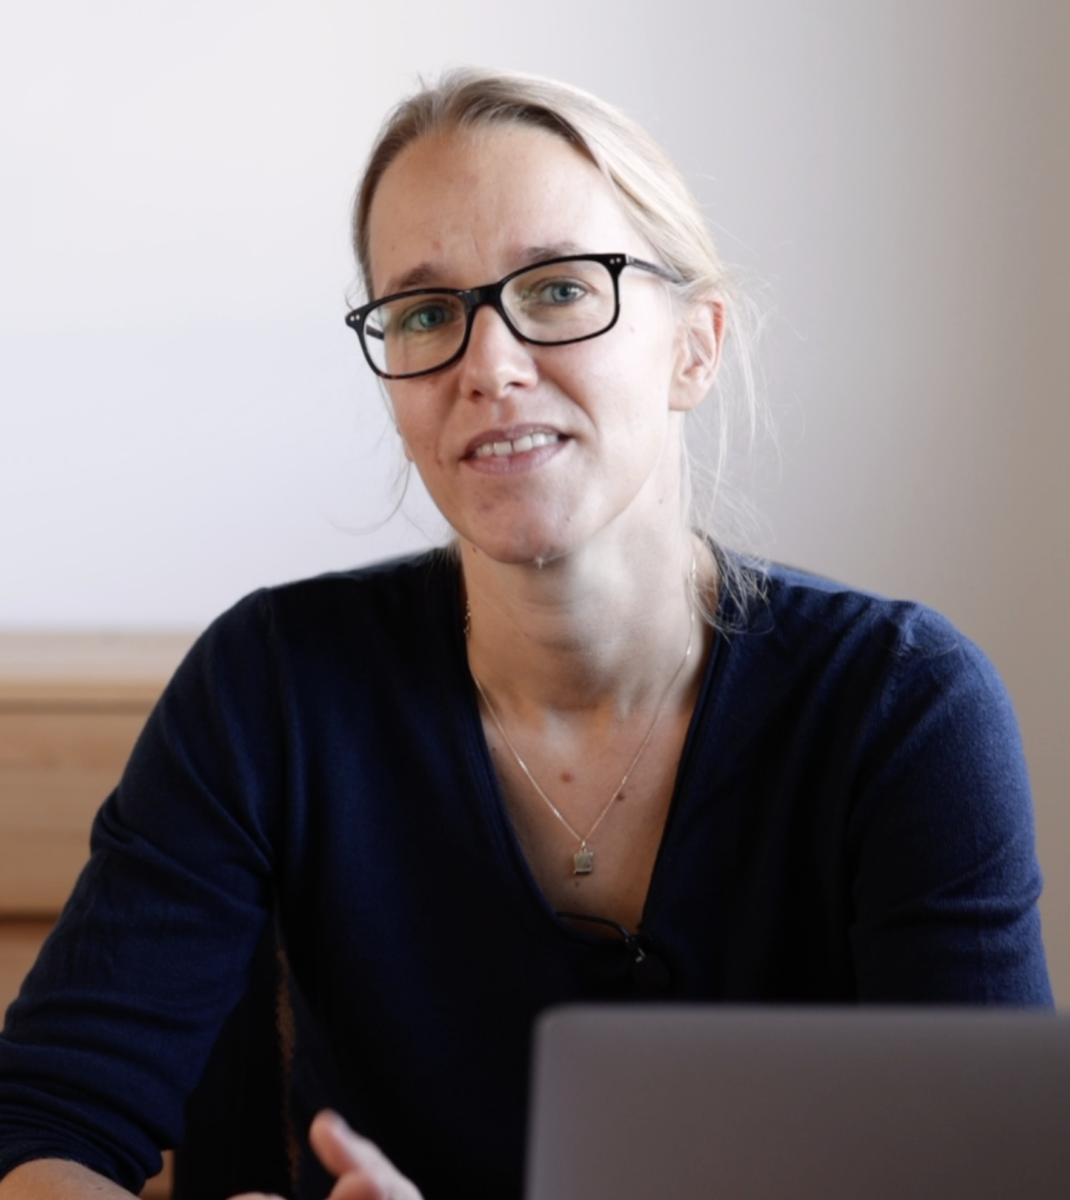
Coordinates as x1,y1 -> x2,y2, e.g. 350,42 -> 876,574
228,1109 -> 423,1200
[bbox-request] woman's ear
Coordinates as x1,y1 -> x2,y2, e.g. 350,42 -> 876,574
670,296 -> 725,412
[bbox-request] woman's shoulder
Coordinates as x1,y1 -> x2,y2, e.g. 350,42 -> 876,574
162,549 -> 464,714
716,557 -> 1009,720
742,560 -> 975,660
205,548 -> 459,647
263,547 -> 458,616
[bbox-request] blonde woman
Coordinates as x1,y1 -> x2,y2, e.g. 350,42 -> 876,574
0,70 -> 1051,1200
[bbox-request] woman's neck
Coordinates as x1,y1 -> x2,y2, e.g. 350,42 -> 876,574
461,531 -> 712,720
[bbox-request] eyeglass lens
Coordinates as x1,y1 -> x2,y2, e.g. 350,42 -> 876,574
362,258 -> 618,377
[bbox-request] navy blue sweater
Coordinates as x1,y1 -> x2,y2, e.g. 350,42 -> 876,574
0,553 -> 1052,1198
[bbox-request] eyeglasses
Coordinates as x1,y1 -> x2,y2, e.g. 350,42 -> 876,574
344,253 -> 681,380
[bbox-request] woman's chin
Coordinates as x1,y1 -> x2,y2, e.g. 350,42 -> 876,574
457,529 -> 570,571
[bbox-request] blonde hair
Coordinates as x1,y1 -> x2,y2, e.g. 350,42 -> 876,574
353,68 -> 767,624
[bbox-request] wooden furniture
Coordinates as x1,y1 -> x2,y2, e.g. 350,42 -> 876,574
0,631 -> 199,1200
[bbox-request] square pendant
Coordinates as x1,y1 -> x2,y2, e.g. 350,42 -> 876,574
573,848 -> 595,875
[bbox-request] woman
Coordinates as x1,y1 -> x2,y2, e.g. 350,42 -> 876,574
0,69 -> 1052,1200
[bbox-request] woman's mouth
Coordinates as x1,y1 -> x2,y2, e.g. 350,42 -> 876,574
470,431 -> 562,459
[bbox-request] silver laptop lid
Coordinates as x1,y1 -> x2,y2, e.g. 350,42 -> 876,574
525,1006 -> 1070,1200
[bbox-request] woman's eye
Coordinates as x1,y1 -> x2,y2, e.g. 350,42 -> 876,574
396,301 -> 456,335
537,280 -> 587,305
516,277 -> 588,308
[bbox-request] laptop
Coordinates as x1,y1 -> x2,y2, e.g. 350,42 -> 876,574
525,1006 -> 1070,1200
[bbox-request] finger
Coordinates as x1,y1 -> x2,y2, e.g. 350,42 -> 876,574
310,1109 -> 383,1178
309,1110 -> 422,1200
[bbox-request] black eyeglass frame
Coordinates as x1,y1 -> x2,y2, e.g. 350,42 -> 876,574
343,252 -> 682,380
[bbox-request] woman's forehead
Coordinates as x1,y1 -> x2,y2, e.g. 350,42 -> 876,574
365,124 -> 645,294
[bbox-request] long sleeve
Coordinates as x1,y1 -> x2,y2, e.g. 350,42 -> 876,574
845,604 -> 1049,1001
0,591 -> 284,1192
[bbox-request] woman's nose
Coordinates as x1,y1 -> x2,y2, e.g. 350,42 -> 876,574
456,305 -> 538,397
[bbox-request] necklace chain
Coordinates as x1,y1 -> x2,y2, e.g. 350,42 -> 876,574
469,606 -> 695,876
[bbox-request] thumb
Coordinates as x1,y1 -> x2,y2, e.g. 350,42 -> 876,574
309,1110 -> 422,1200
309,1110 -> 366,1176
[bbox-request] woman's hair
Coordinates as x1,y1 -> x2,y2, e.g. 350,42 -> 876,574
352,68 -> 768,624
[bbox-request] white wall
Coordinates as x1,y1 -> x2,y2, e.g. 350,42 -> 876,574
2,1 -> 1067,999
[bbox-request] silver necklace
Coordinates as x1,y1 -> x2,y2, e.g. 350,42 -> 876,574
468,606 -> 695,876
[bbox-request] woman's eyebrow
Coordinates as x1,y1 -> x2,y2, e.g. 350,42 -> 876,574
382,243 -> 594,297
514,241 -> 589,266
382,262 -> 443,295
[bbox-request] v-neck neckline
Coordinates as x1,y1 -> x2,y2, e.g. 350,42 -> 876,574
445,559 -> 729,939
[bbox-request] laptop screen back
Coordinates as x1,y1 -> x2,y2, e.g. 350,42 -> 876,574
525,1006 -> 1070,1200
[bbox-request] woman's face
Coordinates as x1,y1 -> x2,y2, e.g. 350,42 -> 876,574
366,123 -> 715,569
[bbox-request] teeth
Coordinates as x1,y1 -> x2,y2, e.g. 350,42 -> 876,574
473,432 -> 559,458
